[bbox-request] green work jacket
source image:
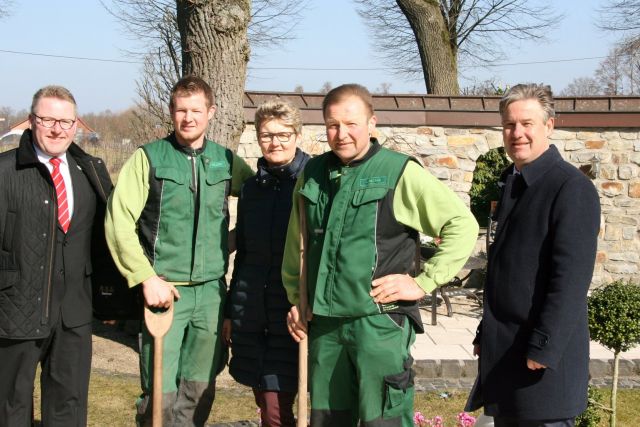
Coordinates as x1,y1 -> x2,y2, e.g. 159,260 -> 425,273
300,145 -> 412,317
105,134 -> 254,286
282,140 -> 480,322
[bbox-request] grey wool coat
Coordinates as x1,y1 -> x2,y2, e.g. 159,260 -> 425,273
468,145 -> 601,419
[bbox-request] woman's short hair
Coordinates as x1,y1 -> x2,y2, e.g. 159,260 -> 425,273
254,99 -> 302,134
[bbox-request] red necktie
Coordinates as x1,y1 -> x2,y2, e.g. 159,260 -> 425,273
49,157 -> 70,233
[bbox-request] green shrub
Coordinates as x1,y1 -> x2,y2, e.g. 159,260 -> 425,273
576,386 -> 603,427
587,279 -> 640,427
469,147 -> 510,226
588,280 -> 640,354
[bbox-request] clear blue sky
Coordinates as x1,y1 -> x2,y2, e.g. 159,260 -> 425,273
0,0 -> 621,114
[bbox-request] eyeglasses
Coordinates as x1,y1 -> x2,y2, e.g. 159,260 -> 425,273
33,114 -> 76,130
258,132 -> 296,143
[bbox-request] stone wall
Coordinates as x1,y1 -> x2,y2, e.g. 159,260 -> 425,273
237,124 -> 640,286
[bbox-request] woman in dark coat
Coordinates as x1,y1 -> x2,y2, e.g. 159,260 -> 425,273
223,99 -> 310,427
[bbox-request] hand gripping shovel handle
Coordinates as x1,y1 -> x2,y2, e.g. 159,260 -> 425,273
297,197 -> 309,427
144,301 -> 174,427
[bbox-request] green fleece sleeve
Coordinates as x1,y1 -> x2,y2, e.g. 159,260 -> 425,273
104,149 -> 156,287
394,161 -> 479,293
231,153 -> 254,196
281,174 -> 305,306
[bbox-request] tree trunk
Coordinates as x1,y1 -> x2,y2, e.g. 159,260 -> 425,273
176,0 -> 251,151
396,0 -> 459,94
611,351 -> 619,427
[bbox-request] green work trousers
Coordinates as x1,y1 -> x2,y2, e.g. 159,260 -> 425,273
309,314 -> 416,427
136,280 -> 227,427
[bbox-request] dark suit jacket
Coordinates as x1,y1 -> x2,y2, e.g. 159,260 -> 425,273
0,130 -> 125,338
470,145 -> 600,419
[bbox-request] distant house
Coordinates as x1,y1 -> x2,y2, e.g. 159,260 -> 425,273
0,116 -> 95,144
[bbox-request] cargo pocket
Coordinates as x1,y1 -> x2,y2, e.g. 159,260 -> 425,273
382,356 -> 415,419
205,167 -> 231,186
155,167 -> 189,207
2,211 -> 16,252
0,252 -> 19,291
0,269 -> 19,292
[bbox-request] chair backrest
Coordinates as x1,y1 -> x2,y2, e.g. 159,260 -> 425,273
486,201 -> 498,255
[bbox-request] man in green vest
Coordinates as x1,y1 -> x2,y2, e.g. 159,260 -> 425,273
105,75 -> 253,426
283,84 -> 479,426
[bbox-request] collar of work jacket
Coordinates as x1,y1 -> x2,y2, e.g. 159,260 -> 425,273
326,137 -> 382,168
165,132 -> 207,155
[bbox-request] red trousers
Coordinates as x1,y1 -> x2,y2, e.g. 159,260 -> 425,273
253,389 -> 296,427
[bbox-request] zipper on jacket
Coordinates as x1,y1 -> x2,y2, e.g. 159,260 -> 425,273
88,159 -> 108,201
43,185 -> 57,324
189,151 -> 198,196
189,150 -> 200,276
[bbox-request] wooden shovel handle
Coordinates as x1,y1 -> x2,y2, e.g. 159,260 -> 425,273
152,335 -> 164,427
297,197 -> 308,427
144,301 -> 174,427
297,336 -> 308,427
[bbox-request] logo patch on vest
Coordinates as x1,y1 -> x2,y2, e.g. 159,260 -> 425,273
359,176 -> 387,187
380,302 -> 399,311
209,161 -> 227,169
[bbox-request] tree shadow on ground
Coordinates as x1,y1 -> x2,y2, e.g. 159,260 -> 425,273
92,318 -> 140,352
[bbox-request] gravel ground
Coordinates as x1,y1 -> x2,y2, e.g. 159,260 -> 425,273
92,320 -> 640,392
91,319 -> 239,389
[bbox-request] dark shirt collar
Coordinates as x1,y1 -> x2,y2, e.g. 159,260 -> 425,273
167,132 -> 207,155
328,137 -> 381,168
256,148 -> 309,187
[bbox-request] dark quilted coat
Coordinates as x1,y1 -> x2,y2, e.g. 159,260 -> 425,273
226,148 -> 309,392
0,130 -> 123,338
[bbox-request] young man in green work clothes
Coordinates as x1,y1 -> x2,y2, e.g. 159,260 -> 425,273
105,76 -> 253,426
283,84 -> 479,426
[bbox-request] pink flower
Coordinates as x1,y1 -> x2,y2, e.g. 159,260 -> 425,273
456,412 -> 476,427
414,411 -> 427,426
431,415 -> 444,427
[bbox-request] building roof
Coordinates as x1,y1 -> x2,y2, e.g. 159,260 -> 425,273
8,116 -> 95,133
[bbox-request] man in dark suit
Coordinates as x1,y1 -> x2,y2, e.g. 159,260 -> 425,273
0,85 -> 120,426
468,84 -> 601,426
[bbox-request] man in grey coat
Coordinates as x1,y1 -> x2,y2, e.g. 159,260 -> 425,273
468,84 -> 601,426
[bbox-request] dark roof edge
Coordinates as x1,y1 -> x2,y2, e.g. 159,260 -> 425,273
243,91 -> 640,128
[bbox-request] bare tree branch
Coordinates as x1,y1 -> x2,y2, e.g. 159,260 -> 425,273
103,0 -> 307,146
559,77 -> 602,96
589,40 -> 640,95
354,0 -> 562,93
598,1 -> 640,33
0,0 -> 13,20
249,0 -> 308,47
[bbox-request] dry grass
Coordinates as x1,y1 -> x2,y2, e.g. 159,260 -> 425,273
31,370 -> 640,426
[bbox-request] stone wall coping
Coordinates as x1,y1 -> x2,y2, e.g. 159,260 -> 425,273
243,91 -> 640,128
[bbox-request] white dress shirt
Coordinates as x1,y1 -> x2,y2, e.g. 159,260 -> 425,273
33,143 -> 75,219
